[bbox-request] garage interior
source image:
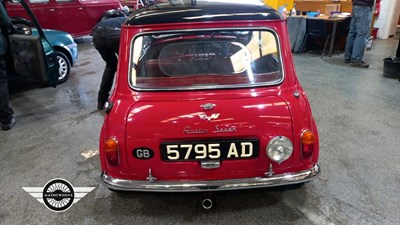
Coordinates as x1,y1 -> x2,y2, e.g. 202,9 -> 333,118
1,1 -> 400,225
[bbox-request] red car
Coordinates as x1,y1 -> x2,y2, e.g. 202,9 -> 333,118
100,1 -> 320,196
5,0 -> 124,37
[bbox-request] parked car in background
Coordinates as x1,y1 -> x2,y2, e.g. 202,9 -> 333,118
6,0 -> 78,86
32,28 -> 78,83
5,0 -> 124,37
99,0 -> 320,207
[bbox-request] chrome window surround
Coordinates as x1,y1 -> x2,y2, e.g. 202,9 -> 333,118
127,27 -> 285,91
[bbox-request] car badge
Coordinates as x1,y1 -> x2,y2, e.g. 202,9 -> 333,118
199,113 -> 220,121
201,103 -> 216,111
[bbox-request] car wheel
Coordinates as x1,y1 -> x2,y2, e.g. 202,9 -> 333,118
56,51 -> 71,83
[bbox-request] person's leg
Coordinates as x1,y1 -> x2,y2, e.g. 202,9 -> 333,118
350,5 -> 372,67
100,34 -> 120,109
344,15 -> 357,62
0,56 -> 15,130
93,29 -> 117,109
94,42 -> 118,109
97,53 -> 117,108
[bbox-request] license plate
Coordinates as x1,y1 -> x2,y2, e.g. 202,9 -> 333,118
161,139 -> 259,161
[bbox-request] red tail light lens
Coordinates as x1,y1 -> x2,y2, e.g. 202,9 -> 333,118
301,130 -> 315,158
104,138 -> 119,166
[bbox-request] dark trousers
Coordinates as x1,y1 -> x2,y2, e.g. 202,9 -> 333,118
92,27 -> 120,104
0,55 -> 13,124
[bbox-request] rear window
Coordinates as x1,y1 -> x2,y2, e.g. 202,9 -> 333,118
129,29 -> 283,90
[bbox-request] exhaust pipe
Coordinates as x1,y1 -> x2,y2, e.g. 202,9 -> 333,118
201,198 -> 213,210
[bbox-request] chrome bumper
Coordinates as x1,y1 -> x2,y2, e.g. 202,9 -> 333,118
101,164 -> 320,192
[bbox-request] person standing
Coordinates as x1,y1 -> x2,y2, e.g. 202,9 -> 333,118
0,1 -> 15,131
344,0 -> 374,68
92,16 -> 126,110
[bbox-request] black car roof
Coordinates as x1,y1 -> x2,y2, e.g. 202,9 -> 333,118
125,0 -> 282,25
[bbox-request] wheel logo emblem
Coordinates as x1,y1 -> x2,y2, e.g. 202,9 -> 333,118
42,179 -> 75,212
22,178 -> 95,212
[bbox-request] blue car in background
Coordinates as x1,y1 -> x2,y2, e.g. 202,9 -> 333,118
32,28 -> 78,83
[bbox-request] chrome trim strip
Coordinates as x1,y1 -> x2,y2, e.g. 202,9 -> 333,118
201,160 -> 221,169
101,164 -> 320,192
127,27 -> 285,92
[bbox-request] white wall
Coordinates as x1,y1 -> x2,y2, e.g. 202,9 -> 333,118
388,0 -> 400,35
374,0 -> 400,39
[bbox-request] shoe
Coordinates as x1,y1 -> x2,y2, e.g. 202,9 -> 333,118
2,118 -> 16,131
351,60 -> 369,68
344,59 -> 350,63
97,101 -> 105,110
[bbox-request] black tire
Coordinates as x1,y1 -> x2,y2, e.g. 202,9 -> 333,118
56,51 -> 71,84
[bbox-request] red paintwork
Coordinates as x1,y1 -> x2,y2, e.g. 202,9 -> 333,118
6,0 -> 122,37
100,19 -> 319,182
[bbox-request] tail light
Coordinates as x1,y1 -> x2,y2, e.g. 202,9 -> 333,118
104,138 -> 119,166
301,130 -> 316,158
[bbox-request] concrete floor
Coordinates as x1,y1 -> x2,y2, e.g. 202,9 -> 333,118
0,38 -> 399,225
